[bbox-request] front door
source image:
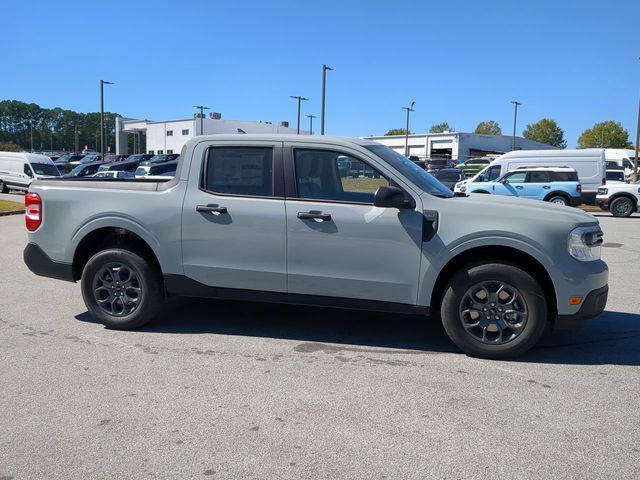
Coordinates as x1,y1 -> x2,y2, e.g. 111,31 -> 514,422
284,144 -> 423,305
182,142 -> 287,292
493,171 -> 526,197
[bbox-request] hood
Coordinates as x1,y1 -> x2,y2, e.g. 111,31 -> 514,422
425,192 -> 597,226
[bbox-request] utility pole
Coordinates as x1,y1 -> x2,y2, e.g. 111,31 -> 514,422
511,100 -> 521,151
50,130 -> 53,153
29,120 -> 34,152
321,64 -> 333,135
193,105 -> 210,135
402,101 -> 415,157
305,114 -> 317,135
74,125 -> 79,153
290,96 -> 308,134
100,80 -> 114,159
634,94 -> 639,183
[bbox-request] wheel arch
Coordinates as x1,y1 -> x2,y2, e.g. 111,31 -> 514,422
543,191 -> 571,202
428,245 -> 557,323
609,192 -> 638,208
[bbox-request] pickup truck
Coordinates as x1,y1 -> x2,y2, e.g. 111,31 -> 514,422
596,180 -> 640,217
23,135 -> 609,359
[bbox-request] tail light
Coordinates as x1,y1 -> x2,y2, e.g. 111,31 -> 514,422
577,184 -> 582,193
25,193 -> 42,231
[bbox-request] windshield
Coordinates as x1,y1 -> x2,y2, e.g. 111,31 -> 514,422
31,163 -> 60,176
135,166 -> 149,176
364,145 -> 454,198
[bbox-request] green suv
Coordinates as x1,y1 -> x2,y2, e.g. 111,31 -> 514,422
456,157 -> 492,177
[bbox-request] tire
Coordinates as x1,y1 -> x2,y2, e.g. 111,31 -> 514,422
0,180 -> 8,193
440,263 -> 547,359
80,248 -> 164,329
609,196 -> 634,218
547,195 -> 569,206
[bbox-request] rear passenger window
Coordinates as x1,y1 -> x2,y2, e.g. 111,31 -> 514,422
527,171 -> 549,183
551,172 -> 578,182
203,147 -> 273,196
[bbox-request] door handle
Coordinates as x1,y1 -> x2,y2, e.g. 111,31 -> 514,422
298,211 -> 332,221
515,185 -> 524,189
542,186 -> 551,189
196,204 -> 228,215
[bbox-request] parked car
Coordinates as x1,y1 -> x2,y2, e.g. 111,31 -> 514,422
103,154 -> 130,163
54,154 -> 85,174
605,169 -> 626,184
434,168 -> 465,190
97,157 -> 148,174
456,149 -> 605,204
122,154 -> 154,164
461,167 -> 582,206
0,151 -> 61,192
139,153 -> 180,166
63,161 -> 104,178
134,160 -> 178,178
92,170 -> 135,179
596,180 -> 640,217
24,135 -> 609,360
455,157 -> 492,177
425,158 -> 454,173
604,149 -> 638,179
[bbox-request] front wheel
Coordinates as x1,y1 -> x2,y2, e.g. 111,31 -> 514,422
609,197 -> 634,218
81,248 -> 164,329
440,263 -> 547,359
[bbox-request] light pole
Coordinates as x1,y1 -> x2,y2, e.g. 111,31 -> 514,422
321,64 -> 333,135
633,94 -> 639,183
29,120 -> 34,152
100,80 -> 114,159
511,100 -> 521,151
50,129 -> 54,153
74,125 -> 80,153
305,114 -> 317,135
193,105 -> 210,135
290,96 -> 308,134
402,101 -> 415,157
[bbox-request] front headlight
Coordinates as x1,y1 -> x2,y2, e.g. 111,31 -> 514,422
568,226 -> 603,261
460,186 -> 467,192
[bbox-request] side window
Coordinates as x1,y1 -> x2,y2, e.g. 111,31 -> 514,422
505,172 -> 526,183
485,165 -> 502,181
623,159 -> 633,169
527,171 -> 549,183
293,149 -> 388,203
204,147 -> 273,197
24,164 -> 33,177
551,171 -> 578,182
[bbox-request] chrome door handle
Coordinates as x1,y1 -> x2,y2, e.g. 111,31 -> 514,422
196,204 -> 228,215
298,211 -> 332,221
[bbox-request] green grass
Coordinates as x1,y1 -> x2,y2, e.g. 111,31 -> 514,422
0,199 -> 24,213
577,204 -> 602,212
341,177 -> 388,193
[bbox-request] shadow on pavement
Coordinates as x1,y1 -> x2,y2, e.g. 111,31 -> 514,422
76,299 -> 640,365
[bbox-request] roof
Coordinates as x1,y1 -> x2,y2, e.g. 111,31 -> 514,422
185,134 -> 380,147
499,149 -> 603,159
513,166 -> 577,172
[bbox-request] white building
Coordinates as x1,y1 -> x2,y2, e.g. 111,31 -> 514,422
363,132 -> 556,161
115,113 -> 307,155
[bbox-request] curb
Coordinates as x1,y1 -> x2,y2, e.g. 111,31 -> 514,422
0,210 -> 24,217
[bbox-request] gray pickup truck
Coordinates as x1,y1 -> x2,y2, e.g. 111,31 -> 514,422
24,135 -> 609,358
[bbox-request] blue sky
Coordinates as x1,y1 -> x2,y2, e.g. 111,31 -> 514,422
1,0 -> 638,146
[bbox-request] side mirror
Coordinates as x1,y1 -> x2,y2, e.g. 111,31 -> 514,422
374,185 -> 412,209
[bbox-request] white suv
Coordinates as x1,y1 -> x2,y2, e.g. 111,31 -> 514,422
596,181 -> 640,217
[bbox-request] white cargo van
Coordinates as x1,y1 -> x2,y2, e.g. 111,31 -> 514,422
604,149 -> 638,180
457,149 -> 606,204
0,151 -> 61,193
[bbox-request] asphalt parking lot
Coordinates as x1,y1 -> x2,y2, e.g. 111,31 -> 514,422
1,206 -> 639,479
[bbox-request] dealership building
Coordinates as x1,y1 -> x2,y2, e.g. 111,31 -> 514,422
114,113 -> 307,155
363,132 -> 555,161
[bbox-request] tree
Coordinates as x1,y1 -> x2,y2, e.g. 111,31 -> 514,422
429,122 -> 453,133
385,128 -> 411,136
577,121 -> 632,149
523,118 -> 567,148
474,120 -> 502,135
0,141 -> 21,152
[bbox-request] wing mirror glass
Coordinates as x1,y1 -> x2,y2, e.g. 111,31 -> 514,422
373,185 -> 413,209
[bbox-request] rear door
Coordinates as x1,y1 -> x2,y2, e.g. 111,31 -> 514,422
283,143 -> 423,305
182,140 -> 287,292
521,170 -> 550,199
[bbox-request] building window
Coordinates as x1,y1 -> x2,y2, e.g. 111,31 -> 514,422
182,129 -> 189,135
149,150 -> 154,155
166,130 -> 173,136
167,150 -> 173,154
157,150 -> 163,154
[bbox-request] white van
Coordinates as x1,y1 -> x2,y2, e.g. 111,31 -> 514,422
604,149 -> 638,180
456,149 -> 606,203
0,151 -> 61,193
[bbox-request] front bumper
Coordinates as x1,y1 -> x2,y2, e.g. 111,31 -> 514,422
555,285 -> 608,329
595,197 -> 609,210
24,243 -> 75,282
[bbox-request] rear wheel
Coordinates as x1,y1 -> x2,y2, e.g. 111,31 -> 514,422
609,197 -> 634,218
548,195 -> 569,206
81,248 -> 164,329
440,263 -> 547,359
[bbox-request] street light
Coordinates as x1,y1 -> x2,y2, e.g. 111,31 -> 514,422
305,114 -> 317,135
402,101 -> 415,157
290,96 -> 309,134
633,57 -> 640,184
29,119 -> 34,152
100,80 -> 114,158
511,100 -> 521,151
321,64 -> 333,135
193,105 -> 210,135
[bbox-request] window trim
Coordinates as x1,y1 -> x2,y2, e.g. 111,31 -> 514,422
286,146 -> 393,206
198,144 -> 284,200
